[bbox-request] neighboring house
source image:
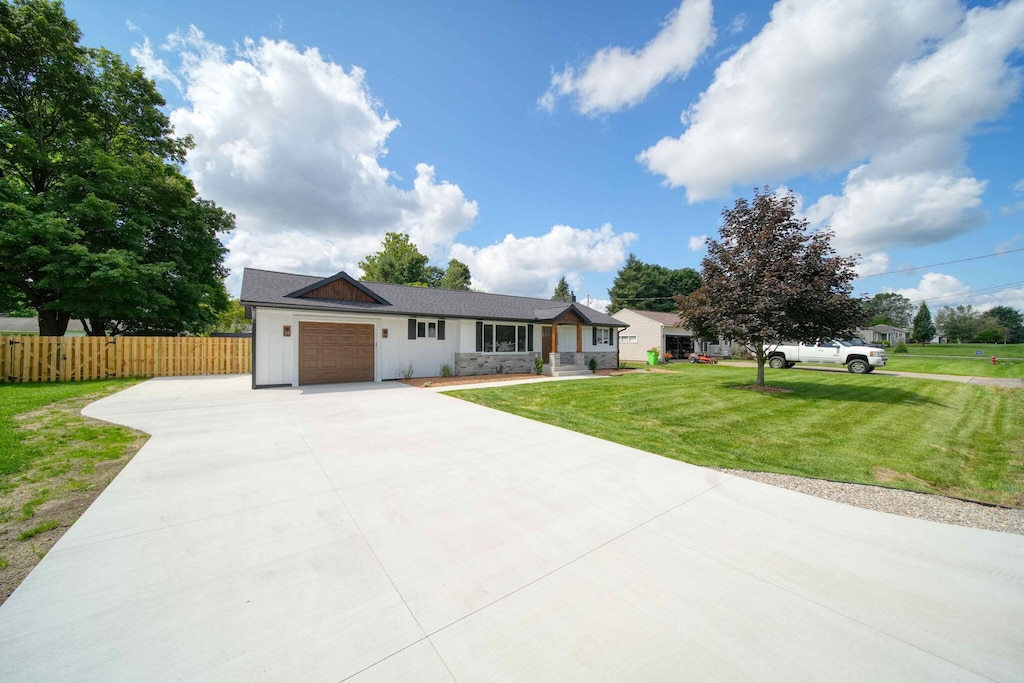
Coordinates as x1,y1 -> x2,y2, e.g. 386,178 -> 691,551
0,316 -> 86,336
240,268 -> 626,387
857,324 -> 909,345
614,309 -> 736,361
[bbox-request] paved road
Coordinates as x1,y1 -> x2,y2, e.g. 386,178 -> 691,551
1,375 -> 1022,681
726,360 -> 1024,388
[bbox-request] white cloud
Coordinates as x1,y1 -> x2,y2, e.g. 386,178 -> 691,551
854,252 -> 891,278
132,27 -> 478,288
540,0 -> 715,115
639,0 -> 1024,257
995,235 -> 1024,253
450,224 -> 637,297
892,272 -> 1024,312
728,13 -> 747,35
687,234 -> 707,251
130,36 -> 182,91
808,170 -> 987,253
585,298 -> 612,314
1014,178 -> 1024,193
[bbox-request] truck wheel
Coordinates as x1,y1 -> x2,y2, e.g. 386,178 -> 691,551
847,359 -> 869,374
768,356 -> 787,369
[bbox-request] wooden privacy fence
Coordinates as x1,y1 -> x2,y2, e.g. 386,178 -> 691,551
0,335 -> 251,383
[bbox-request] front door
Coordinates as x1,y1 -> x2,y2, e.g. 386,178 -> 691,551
541,326 -> 551,363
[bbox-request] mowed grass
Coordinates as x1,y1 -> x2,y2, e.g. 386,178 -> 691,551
448,365 -> 1024,506
884,355 -> 1024,378
900,343 -> 1024,357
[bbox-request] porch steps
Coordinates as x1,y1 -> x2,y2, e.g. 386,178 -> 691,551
545,364 -> 592,378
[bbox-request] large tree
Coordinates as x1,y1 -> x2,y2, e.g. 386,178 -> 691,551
439,258 -> 472,290
0,0 -> 233,335
358,232 -> 430,284
679,188 -> 861,387
551,276 -> 571,301
935,304 -> 981,343
607,254 -> 700,313
983,305 -> 1023,343
863,292 -> 913,328
911,302 -> 936,344
358,232 -> 474,290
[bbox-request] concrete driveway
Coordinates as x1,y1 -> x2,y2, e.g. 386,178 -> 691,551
0,375 -> 1021,681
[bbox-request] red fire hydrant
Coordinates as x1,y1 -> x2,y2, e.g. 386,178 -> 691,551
991,356 -> 997,365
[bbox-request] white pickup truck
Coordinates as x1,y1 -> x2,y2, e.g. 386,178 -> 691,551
766,339 -> 887,374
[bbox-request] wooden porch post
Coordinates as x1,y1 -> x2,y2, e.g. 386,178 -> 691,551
575,323 -> 582,352
551,324 -> 558,356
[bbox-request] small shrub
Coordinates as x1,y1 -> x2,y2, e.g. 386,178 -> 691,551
399,364 -> 415,380
534,357 -> 544,374
893,342 -> 909,353
440,363 -> 453,377
588,357 -> 598,372
422,381 -> 432,388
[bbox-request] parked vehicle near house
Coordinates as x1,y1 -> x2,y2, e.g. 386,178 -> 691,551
767,339 -> 887,374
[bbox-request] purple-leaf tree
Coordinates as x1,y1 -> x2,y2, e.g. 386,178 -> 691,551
679,187 -> 862,387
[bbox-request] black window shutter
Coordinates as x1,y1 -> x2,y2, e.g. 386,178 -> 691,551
475,321 -> 483,352
527,325 -> 534,352
592,327 -> 597,345
408,319 -> 417,340
438,320 -> 446,340
609,327 -> 615,347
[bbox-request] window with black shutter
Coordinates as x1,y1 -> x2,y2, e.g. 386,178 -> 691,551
408,319 -> 417,340
438,320 -> 446,340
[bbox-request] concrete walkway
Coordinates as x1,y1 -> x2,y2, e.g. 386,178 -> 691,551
1,375 -> 1022,681
725,360 -> 1024,388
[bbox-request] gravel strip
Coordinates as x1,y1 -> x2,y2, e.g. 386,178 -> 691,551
712,468 -> 1024,536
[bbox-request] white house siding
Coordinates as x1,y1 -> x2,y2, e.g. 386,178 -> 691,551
253,308 -> 297,386
254,309 -> 623,384
614,310 -> 666,361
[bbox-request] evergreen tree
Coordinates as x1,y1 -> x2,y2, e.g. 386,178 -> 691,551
358,232 -> 429,284
911,302 -> 936,344
552,276 -> 572,301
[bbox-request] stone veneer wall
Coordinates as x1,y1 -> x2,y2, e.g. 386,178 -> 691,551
454,352 -> 539,376
583,351 -> 618,370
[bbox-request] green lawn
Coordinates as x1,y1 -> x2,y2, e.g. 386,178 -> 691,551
900,343 -> 1024,357
883,354 -> 1024,378
448,366 -> 1024,506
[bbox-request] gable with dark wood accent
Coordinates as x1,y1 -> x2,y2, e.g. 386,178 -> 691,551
286,272 -> 389,304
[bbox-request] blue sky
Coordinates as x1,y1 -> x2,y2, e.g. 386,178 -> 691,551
67,0 -> 1024,313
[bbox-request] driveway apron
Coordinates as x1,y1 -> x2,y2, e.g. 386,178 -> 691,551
0,375 -> 1021,681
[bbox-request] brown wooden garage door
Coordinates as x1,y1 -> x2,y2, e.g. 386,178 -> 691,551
298,322 -> 374,385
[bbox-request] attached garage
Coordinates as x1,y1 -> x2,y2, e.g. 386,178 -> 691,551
298,322 -> 374,385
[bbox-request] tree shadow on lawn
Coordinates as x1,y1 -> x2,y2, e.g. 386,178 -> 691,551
714,379 -> 949,407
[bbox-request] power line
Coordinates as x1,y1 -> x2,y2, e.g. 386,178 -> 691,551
858,247 -> 1024,278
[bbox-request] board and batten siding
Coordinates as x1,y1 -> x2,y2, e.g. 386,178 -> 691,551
253,307 -> 620,385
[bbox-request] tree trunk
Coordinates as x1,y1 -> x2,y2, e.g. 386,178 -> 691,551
755,341 -> 765,387
37,310 -> 70,336
82,319 -> 109,336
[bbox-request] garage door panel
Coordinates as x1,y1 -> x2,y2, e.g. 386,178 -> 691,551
299,322 -> 375,385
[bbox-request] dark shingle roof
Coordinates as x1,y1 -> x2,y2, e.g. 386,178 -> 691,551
241,268 -> 625,326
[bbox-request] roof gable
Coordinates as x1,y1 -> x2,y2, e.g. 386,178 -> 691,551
286,272 -> 389,304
